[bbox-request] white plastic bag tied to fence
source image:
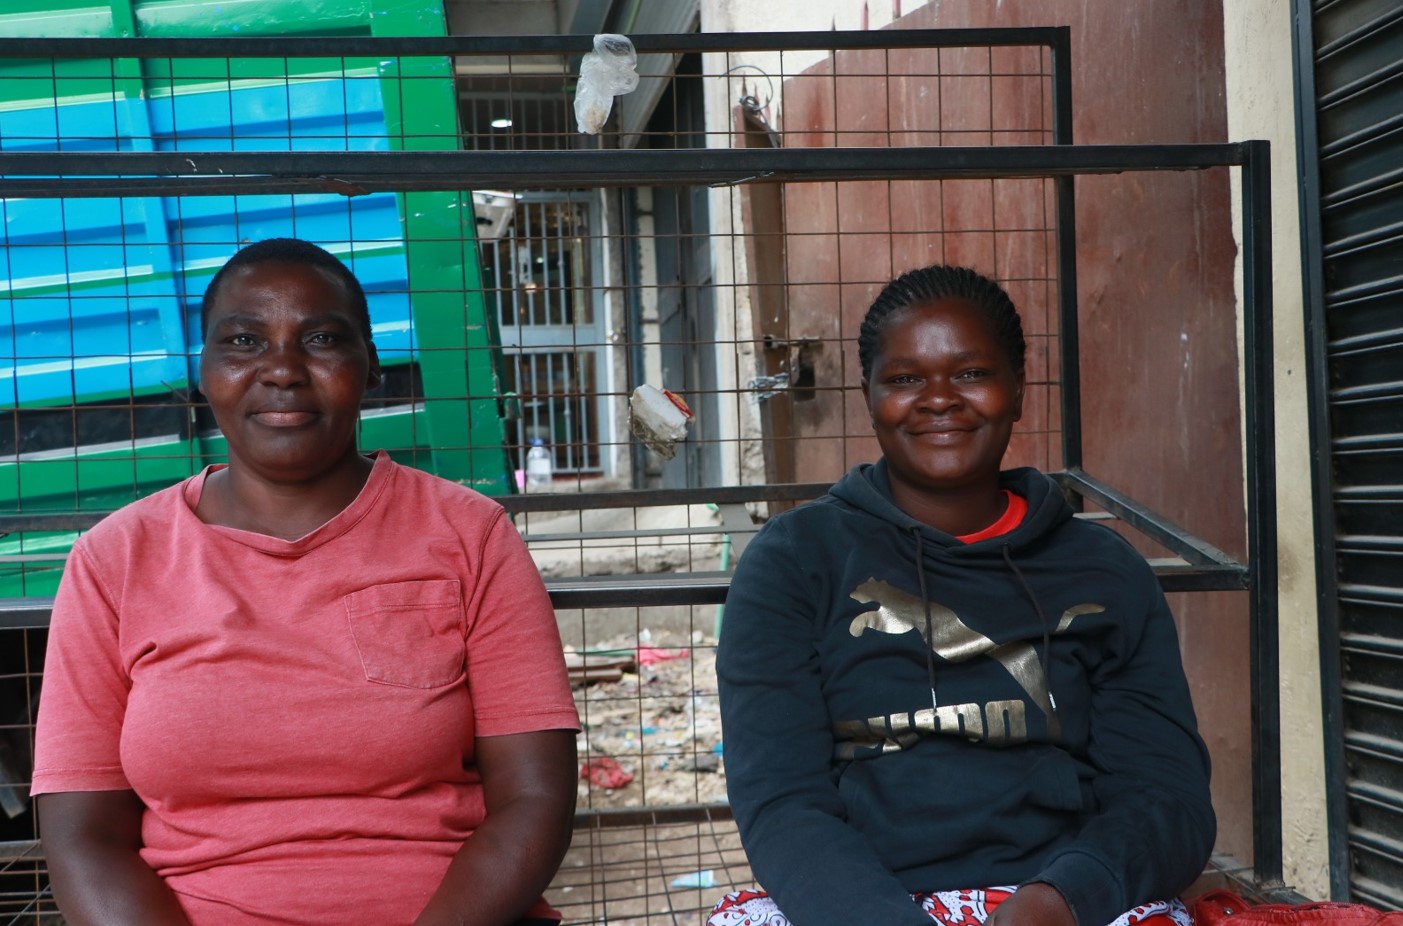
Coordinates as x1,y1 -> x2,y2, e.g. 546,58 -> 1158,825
629,384 -> 693,459
574,33 -> 640,134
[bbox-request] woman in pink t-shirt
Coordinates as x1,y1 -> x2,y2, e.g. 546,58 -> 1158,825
33,238 -> 580,926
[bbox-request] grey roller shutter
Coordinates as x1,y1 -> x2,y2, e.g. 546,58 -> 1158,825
1301,0 -> 1403,908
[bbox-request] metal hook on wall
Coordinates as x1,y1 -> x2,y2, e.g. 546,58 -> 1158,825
723,63 -> 775,114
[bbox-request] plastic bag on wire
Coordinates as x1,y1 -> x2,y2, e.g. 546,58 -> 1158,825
574,34 -> 640,134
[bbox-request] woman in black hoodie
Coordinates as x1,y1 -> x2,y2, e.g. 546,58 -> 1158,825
712,265 -> 1214,926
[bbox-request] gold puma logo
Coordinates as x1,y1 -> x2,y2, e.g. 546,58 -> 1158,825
847,578 -> 1104,740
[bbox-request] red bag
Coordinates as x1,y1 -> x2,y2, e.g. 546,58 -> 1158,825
1191,889 -> 1403,925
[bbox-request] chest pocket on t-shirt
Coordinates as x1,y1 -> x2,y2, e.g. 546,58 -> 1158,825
344,579 -> 465,688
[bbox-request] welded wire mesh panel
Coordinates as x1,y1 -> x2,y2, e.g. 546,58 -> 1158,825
0,26 -> 1068,554
0,627 -> 53,926
0,840 -> 54,926
0,31 -> 525,591
555,591 -> 739,924
453,37 -> 1065,492
568,614 -> 725,814
553,815 -> 752,926
0,26 -> 1075,924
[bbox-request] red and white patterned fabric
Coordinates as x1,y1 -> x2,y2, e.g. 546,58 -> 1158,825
706,887 -> 1192,926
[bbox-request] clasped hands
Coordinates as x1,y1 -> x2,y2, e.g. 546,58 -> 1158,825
982,883 -> 1077,926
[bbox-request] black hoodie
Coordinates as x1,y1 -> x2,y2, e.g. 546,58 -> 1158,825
717,462 -> 1214,926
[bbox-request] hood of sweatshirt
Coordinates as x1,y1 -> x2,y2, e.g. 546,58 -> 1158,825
828,459 -> 1076,555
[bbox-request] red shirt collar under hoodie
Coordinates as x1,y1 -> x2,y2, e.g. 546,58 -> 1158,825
957,489 -> 1027,544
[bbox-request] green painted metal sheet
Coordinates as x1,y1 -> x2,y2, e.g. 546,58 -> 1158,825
0,0 -> 513,594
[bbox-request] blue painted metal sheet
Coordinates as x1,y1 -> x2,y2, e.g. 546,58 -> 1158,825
1,73 -> 416,409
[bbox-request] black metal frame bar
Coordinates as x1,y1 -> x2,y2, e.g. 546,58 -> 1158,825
0,28 -> 1071,59
0,144 -> 1254,197
572,802 -> 732,830
1241,138 -> 1282,889
0,27 -> 1282,894
1054,470 -> 1241,567
1050,31 -> 1083,484
1289,0 -> 1351,899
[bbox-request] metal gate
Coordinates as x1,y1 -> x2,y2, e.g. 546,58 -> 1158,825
482,193 -> 610,478
1295,0 -> 1403,907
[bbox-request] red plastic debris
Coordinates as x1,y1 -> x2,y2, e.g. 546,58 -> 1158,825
636,645 -> 689,666
580,756 -> 634,789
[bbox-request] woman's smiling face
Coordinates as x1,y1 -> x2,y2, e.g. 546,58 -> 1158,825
199,259 -> 380,486
862,297 -> 1024,505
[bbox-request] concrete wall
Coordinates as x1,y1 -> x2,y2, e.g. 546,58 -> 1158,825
1222,0 -> 1329,900
701,0 -> 1306,879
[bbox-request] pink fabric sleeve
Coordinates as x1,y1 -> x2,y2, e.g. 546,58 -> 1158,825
31,540 -> 134,794
461,509 -> 580,737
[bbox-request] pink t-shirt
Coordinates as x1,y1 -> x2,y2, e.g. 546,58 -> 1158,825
32,452 -> 580,925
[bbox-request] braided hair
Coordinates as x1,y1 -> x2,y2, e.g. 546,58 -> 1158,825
201,238 -> 372,342
858,265 -> 1025,380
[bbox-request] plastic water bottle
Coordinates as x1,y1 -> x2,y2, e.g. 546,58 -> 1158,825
525,438 -> 552,491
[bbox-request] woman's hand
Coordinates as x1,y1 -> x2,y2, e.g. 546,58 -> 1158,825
984,883 -> 1076,926
39,790 -> 192,926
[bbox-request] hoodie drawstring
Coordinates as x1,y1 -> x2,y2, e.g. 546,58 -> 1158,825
1002,543 -> 1058,714
913,529 -> 939,711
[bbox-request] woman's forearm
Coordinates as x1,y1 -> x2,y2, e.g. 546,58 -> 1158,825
412,797 -> 573,926
47,843 -> 192,926
413,730 -> 577,926
39,791 -> 191,926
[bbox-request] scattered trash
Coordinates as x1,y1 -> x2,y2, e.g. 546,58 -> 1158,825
564,649 -> 637,686
671,869 -> 718,889
574,34 -> 639,134
0,738 -> 30,819
678,752 -> 720,773
580,756 -> 634,790
637,645 -> 690,666
470,190 -> 515,239
573,632 -> 726,809
629,384 -> 694,459
525,438 -> 553,491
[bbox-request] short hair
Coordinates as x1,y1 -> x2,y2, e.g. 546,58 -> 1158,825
200,238 -> 372,341
858,264 -> 1026,381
